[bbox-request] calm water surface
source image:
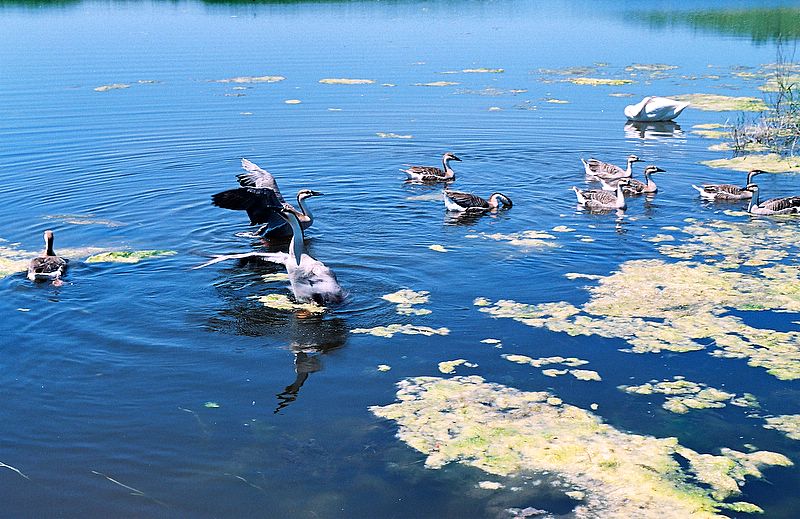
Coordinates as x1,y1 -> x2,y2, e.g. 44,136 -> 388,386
1,1 -> 800,517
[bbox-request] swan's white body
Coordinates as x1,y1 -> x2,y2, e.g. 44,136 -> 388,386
196,208 -> 344,305
624,96 -> 689,122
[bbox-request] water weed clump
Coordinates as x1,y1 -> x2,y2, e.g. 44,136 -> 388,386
351,324 -> 449,338
382,289 -> 432,316
371,376 -> 791,517
619,377 -> 759,414
763,415 -> 800,440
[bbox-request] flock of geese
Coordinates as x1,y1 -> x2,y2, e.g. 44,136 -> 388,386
26,153 -> 800,303
574,154 -> 800,215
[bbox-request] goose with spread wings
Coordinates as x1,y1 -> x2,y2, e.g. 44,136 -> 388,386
212,158 -> 323,240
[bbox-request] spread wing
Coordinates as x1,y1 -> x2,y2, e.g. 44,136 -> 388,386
238,159 -> 286,203
211,187 -> 286,228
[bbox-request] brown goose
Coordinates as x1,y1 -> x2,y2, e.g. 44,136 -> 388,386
573,179 -> 632,210
746,183 -> 800,215
27,230 -> 68,284
581,155 -> 642,181
212,158 -> 323,240
401,152 -> 461,182
443,190 -> 512,213
692,169 -> 760,201
601,165 -> 665,195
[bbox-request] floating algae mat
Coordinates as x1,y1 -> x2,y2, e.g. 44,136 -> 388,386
465,230 -> 559,249
619,377 -> 759,415
567,77 -> 633,86
350,324 -> 449,338
319,78 -> 375,85
763,415 -> 800,441
253,293 -> 325,313
477,258 -> 800,380
85,250 -> 177,264
214,75 -> 285,84
702,153 -> 800,173
382,289 -> 432,316
371,376 -> 791,517
671,94 -> 767,111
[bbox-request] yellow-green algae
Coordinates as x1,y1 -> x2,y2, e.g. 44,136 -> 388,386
502,354 -> 589,368
438,359 -> 477,374
376,132 -> 413,139
465,230 -> 558,249
371,376 -> 790,517
701,153 -> 800,173
318,78 -> 374,85
692,130 -> 729,139
415,81 -> 460,87
671,94 -> 767,112
567,78 -> 634,86
85,250 -> 177,263
477,258 -> 800,380
382,289 -> 432,316
351,324 -> 449,338
657,219 -> 799,268
428,244 -> 448,253
215,75 -> 285,84
763,415 -> 800,440
461,68 -> 504,74
254,294 -> 325,313
620,377 -> 759,414
625,63 -> 679,72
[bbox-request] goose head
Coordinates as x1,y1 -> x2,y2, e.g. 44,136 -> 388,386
489,193 -> 513,209
443,152 -> 462,163
746,169 -> 767,184
626,155 -> 643,165
643,165 -> 666,176
297,189 -> 323,201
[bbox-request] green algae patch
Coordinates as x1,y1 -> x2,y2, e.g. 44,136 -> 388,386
538,66 -> 597,76
462,68 -> 504,74
693,130 -> 729,139
701,153 -> 800,173
477,257 -> 800,380
763,415 -> 800,440
502,354 -> 588,368
671,94 -> 767,112
94,83 -> 130,92
415,81 -> 460,87
351,324 -> 449,338
544,98 -> 569,104
382,289 -> 432,316
620,377 -> 758,414
215,75 -> 285,84
626,63 -> 679,72
85,250 -> 177,264
319,78 -> 374,85
371,376 -> 788,517
567,77 -> 634,86
438,359 -> 477,374
465,230 -> 558,249
570,369 -> 602,381
254,294 -> 325,313
428,244 -> 448,253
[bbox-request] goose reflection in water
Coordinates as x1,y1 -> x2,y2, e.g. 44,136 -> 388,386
624,121 -> 684,140
274,317 -> 349,414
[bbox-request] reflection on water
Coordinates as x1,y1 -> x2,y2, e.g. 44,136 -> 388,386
633,7 -> 800,43
624,121 -> 685,140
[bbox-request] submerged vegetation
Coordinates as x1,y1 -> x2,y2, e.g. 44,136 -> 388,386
371,376 -> 791,517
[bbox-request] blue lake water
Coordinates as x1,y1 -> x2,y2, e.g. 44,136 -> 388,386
1,1 -> 800,517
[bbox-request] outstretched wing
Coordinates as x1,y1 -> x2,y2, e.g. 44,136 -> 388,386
211,187 -> 286,228
237,159 -> 286,203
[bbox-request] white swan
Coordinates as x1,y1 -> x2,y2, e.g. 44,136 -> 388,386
196,207 -> 344,305
624,96 -> 689,122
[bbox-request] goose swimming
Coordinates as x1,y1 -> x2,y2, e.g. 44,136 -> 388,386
401,152 -> 461,182
600,165 -> 665,195
691,169 -> 760,201
746,183 -> 800,216
624,96 -> 690,122
196,206 -> 345,306
212,158 -> 323,240
443,190 -> 512,213
581,155 -> 642,181
27,230 -> 68,284
573,179 -> 632,210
